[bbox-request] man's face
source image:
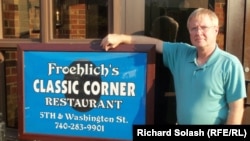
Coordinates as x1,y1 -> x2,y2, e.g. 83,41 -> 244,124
188,15 -> 218,49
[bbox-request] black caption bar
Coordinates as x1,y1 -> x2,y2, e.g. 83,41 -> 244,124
133,125 -> 250,140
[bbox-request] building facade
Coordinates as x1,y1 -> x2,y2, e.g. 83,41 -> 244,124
0,0 -> 249,140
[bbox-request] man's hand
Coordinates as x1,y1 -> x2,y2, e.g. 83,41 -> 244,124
101,34 -> 124,51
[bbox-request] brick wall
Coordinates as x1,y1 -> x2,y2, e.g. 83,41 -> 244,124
2,0 -> 19,38
214,1 -> 226,49
4,50 -> 18,127
2,0 -> 40,38
69,4 -> 86,39
56,4 -> 87,38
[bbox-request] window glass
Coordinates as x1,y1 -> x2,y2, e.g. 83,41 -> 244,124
2,0 -> 40,39
53,0 -> 108,39
145,0 -> 226,49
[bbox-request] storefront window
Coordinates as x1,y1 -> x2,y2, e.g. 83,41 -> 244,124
2,0 -> 40,39
145,0 -> 226,48
53,0 -> 108,39
1,0 -> 110,131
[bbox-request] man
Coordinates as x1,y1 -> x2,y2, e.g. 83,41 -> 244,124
101,8 -> 247,125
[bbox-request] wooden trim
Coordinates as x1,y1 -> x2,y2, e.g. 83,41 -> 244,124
243,0 -> 250,80
225,0 -> 245,62
113,0 -> 126,34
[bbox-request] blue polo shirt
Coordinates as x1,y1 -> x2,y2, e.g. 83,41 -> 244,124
162,42 -> 247,124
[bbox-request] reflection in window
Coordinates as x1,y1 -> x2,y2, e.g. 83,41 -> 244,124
2,0 -> 40,39
53,0 -> 108,39
145,0 -> 226,48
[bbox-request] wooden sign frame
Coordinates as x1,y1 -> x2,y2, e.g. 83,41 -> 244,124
17,43 -> 155,141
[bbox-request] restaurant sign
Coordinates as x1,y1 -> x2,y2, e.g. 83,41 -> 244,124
17,43 -> 155,141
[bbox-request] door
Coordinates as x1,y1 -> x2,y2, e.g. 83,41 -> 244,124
243,0 -> 250,124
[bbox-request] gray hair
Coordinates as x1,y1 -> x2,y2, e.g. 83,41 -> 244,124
187,8 -> 219,29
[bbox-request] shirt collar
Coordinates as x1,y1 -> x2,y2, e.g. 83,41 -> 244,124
188,45 -> 221,67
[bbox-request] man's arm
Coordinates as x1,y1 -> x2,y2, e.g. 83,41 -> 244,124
101,34 -> 164,53
226,98 -> 245,124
